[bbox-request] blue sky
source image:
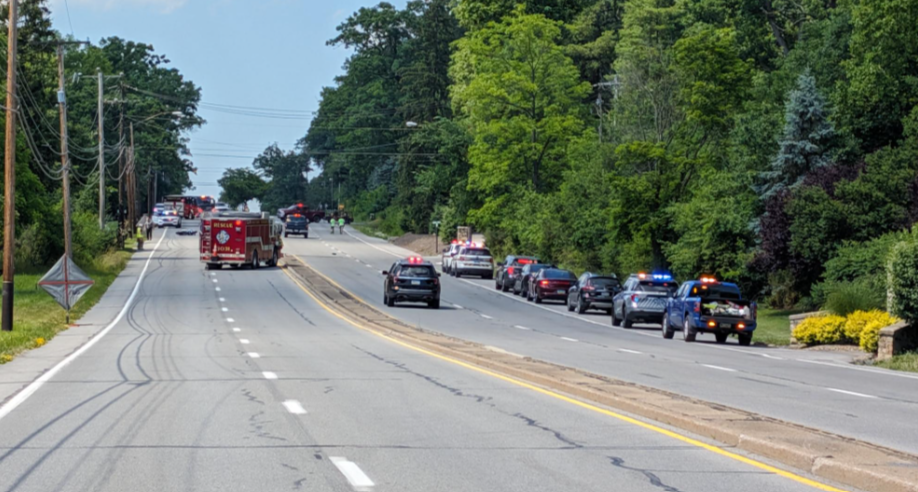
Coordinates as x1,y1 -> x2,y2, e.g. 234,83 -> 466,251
48,0 -> 406,202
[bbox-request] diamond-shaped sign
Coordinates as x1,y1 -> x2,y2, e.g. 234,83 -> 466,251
38,256 -> 94,311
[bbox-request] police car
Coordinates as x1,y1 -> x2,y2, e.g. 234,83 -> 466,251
382,257 -> 441,309
450,244 -> 493,279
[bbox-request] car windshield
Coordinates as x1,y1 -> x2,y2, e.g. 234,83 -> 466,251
691,284 -> 741,299
637,281 -> 678,294
591,277 -> 620,288
529,264 -> 552,274
462,248 -> 491,256
400,266 -> 435,277
544,269 -> 576,280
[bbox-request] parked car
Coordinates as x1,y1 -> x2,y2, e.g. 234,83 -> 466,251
612,273 -> 679,328
513,263 -> 554,296
494,255 -> 539,292
153,210 -> 182,228
451,246 -> 494,279
527,268 -> 577,304
382,257 -> 441,309
441,243 -> 462,274
663,277 -> 757,345
567,273 -> 621,314
214,202 -> 230,212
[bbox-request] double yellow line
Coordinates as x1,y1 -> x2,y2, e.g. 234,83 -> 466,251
281,257 -> 847,492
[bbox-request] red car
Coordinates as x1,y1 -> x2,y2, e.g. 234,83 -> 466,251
527,268 -> 577,304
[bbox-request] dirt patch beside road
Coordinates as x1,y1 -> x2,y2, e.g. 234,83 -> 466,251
391,233 -> 440,257
284,255 -> 918,492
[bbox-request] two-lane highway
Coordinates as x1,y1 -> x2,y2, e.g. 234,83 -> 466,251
0,228 -> 849,491
281,227 -> 918,456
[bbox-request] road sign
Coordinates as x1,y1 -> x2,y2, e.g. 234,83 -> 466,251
38,256 -> 94,314
432,221 -> 441,227
338,204 -> 345,210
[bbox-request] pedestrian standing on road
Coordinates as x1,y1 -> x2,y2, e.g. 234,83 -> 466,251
338,216 -> 345,234
145,215 -> 153,240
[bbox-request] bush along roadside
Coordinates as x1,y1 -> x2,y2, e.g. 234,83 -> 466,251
793,310 -> 898,352
0,240 -> 137,363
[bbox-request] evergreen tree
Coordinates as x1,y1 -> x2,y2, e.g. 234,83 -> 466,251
758,71 -> 836,199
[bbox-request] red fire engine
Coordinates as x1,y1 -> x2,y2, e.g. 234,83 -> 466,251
166,195 -> 216,219
200,212 -> 284,270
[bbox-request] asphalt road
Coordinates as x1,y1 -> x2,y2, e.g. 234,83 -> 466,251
282,226 -> 918,456
0,227 -> 852,491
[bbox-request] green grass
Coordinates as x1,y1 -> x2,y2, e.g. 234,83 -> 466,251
754,308 -> 805,346
352,221 -> 389,240
0,240 -> 137,363
875,352 -> 918,373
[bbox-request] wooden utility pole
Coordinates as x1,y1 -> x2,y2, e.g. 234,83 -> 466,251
127,122 -> 135,229
97,67 -> 104,229
2,0 -> 20,332
57,44 -> 72,258
118,78 -> 125,228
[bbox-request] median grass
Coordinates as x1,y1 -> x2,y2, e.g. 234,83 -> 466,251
754,308 -> 802,346
875,351 -> 918,373
0,240 -> 136,363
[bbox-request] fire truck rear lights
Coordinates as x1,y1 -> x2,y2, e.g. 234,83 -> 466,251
235,220 -> 243,226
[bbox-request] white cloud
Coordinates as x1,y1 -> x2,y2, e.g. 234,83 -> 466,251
61,0 -> 189,14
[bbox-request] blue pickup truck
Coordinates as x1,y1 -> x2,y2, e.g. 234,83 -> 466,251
662,278 -> 757,345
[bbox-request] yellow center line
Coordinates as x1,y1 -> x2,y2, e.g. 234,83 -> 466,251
280,263 -> 848,492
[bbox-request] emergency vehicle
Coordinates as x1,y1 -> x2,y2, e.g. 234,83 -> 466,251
166,195 -> 217,219
200,212 -> 284,270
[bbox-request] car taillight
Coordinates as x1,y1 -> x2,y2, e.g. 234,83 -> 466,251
432,278 -> 439,285
694,303 -> 700,313
507,267 -> 515,275
582,286 -> 594,291
630,294 -> 638,303
540,280 -> 549,286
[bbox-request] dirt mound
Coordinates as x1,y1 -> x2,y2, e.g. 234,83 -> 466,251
391,233 -> 441,257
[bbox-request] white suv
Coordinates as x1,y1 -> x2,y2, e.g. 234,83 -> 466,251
451,246 -> 493,279
442,243 -> 462,274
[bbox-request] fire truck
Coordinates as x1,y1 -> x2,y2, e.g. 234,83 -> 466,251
166,195 -> 217,219
277,203 -> 325,222
200,212 -> 284,270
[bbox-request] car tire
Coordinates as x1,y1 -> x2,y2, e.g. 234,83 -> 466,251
534,292 -> 542,304
428,300 -> 440,309
304,233 -> 309,239
612,308 -> 622,327
683,317 -> 696,342
251,253 -> 260,270
622,314 -> 633,328
662,313 -> 675,339
495,278 -> 501,290
386,294 -> 395,307
576,297 -> 587,314
267,250 -> 278,267
715,332 -> 728,344
567,298 -> 575,312
738,333 -> 753,346
285,232 -> 289,238
455,270 -> 462,279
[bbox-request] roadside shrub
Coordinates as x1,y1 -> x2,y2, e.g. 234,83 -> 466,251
793,315 -> 846,345
888,241 -> 918,324
70,212 -> 118,266
844,310 -> 875,341
14,223 -> 51,271
767,270 -> 800,309
824,279 -> 886,316
859,312 -> 899,353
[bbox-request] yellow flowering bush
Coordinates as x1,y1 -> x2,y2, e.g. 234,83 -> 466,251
793,315 -> 846,345
858,312 -> 899,353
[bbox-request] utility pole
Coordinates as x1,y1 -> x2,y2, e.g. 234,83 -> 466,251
2,0 -> 19,332
58,44 -> 73,259
118,77 -> 125,231
128,123 -> 135,229
97,67 -> 104,229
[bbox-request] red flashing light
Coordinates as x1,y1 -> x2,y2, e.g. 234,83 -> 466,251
235,220 -> 242,226
507,267 -> 515,275
407,256 -> 423,264
638,272 -> 647,280
700,276 -> 718,284
518,259 -> 533,265
297,203 -> 304,208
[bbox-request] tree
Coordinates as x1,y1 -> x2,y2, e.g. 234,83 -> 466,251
758,71 -> 835,199
451,9 -> 590,195
254,145 -> 311,214
218,169 -> 266,209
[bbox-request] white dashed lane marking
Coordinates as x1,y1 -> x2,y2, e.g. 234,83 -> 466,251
247,352 -> 260,359
239,339 -> 250,344
330,457 -> 375,491
702,364 -> 737,372
827,388 -> 878,399
282,400 -> 308,415
514,325 -> 531,331
226,318 -> 235,323
561,337 -> 578,342
262,371 -> 278,380
618,349 -> 642,355
232,328 -> 241,332
480,314 -> 493,320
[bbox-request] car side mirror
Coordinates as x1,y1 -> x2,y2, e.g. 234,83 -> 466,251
381,271 -> 388,276
437,273 -> 442,277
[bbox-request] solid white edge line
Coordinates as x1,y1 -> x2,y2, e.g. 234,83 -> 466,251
247,352 -> 260,359
282,400 -> 307,414
561,337 -> 578,342
480,314 -> 493,320
453,304 -> 464,309
827,388 -> 878,399
329,457 -> 375,490
262,371 -> 278,380
0,231 -> 168,422
514,325 -> 531,331
762,354 -> 784,360
796,358 -> 918,381
702,364 -> 737,372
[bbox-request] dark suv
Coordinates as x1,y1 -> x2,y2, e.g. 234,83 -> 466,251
284,214 -> 309,238
513,263 -> 554,296
382,258 -> 441,309
494,255 -> 539,292
567,273 -> 621,314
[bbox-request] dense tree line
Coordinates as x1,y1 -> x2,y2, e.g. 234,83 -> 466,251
0,0 -> 202,268
222,0 -> 918,307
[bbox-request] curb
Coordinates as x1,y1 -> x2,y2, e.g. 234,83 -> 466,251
287,258 -> 918,492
